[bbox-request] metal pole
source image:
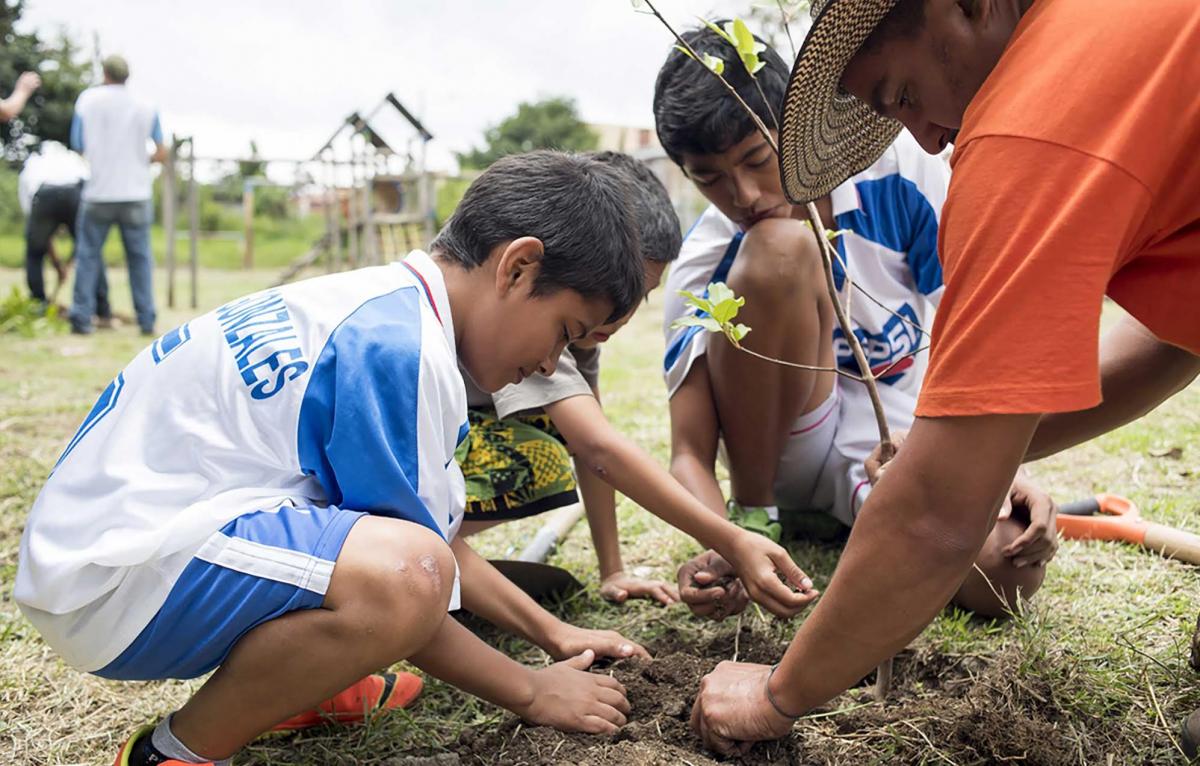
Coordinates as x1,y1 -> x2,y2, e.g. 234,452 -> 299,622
188,141 -> 198,309
163,137 -> 177,309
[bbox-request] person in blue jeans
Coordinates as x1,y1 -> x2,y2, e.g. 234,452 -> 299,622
69,55 -> 167,336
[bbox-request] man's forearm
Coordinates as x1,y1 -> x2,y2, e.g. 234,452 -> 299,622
1028,315 -> 1200,460
769,414 -> 1036,714
410,612 -> 533,712
452,536 -> 559,647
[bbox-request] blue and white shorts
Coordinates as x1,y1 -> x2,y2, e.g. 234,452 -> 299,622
96,503 -> 364,681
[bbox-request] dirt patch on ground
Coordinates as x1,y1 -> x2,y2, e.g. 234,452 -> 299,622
453,626 -> 1099,765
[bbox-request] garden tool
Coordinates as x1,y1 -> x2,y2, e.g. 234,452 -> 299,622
1056,493 -> 1200,566
489,503 -> 585,602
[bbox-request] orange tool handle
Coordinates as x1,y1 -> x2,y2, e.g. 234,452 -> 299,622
1056,493 -> 1146,545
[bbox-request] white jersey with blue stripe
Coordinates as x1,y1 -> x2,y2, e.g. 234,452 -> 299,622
16,250 -> 468,671
663,132 -> 949,478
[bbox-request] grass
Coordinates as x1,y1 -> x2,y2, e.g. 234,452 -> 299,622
1,265 -> 1198,764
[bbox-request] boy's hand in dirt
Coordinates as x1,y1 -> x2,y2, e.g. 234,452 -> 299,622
600,571 -> 680,606
677,550 -> 749,621
999,469 -> 1059,567
513,650 -> 631,734
719,530 -> 819,618
691,660 -> 795,755
544,621 -> 650,662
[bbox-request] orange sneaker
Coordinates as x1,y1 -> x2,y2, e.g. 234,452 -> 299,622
270,672 -> 423,732
112,725 -> 214,766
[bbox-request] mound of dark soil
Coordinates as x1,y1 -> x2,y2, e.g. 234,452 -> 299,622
452,624 -> 1098,766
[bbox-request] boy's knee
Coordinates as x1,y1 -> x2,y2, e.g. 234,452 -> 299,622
332,519 -> 455,637
952,518 -> 1046,618
728,218 -> 824,304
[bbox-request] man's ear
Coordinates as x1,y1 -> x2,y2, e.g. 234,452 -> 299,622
493,236 -> 545,298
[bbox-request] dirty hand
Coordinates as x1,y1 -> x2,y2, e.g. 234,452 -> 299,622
15,71 -> 41,94
600,571 -> 680,606
999,469 -> 1059,568
677,550 -> 749,621
865,429 -> 909,485
513,650 -> 631,734
691,660 -> 795,755
544,620 -> 650,662
719,530 -> 819,618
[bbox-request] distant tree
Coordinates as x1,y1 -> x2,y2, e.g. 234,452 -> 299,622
456,96 -> 598,170
0,2 -> 92,164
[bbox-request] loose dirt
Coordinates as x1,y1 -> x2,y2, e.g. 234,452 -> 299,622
452,625 -> 1100,765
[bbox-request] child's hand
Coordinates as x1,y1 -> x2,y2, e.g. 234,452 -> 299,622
865,429 -> 909,485
677,550 -> 749,621
600,571 -> 680,606
545,622 -> 651,662
999,469 -> 1059,568
513,650 -> 631,734
720,531 -> 820,618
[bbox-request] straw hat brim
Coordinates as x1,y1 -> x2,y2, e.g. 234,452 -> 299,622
779,0 -> 904,204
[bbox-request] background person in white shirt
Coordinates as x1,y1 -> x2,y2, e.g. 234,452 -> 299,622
68,55 -> 166,336
18,140 -> 109,317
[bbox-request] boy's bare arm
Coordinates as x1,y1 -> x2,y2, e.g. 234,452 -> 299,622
667,359 -> 726,516
1028,314 -> 1200,460
409,613 -> 631,734
450,535 -> 649,659
543,384 -> 817,618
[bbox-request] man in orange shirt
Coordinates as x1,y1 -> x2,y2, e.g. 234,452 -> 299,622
689,0 -> 1200,756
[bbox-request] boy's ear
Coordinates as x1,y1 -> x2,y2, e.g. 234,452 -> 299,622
494,236 -> 545,298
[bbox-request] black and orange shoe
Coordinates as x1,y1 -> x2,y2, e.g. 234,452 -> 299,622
112,725 -> 214,766
269,672 -> 423,733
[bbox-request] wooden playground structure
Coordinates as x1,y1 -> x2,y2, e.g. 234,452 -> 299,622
159,92 -> 436,307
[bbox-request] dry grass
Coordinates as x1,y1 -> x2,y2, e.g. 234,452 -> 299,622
1,266 -> 1198,765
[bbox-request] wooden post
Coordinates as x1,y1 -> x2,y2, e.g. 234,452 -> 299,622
188,141 -> 199,309
162,138 -> 177,309
323,156 -> 337,273
362,154 -> 375,265
329,158 -> 342,271
242,181 -> 255,270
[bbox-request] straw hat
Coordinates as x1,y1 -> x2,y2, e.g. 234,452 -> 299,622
778,0 -> 903,203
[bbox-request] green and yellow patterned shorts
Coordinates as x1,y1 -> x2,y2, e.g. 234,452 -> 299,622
456,409 -> 579,520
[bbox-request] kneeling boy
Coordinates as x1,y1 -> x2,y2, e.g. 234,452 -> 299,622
18,151 -> 650,766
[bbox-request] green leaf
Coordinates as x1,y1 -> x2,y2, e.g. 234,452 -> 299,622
701,53 -> 725,75
671,315 -> 723,334
729,323 -> 752,342
701,17 -> 735,45
677,289 -> 714,315
673,44 -> 696,61
825,228 -> 851,241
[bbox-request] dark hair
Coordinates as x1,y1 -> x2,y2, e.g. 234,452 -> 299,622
653,22 -> 788,165
589,151 -> 681,266
431,150 -> 643,321
860,0 -> 929,54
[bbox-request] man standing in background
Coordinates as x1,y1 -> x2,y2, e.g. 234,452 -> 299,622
18,140 -> 110,319
69,55 -> 166,336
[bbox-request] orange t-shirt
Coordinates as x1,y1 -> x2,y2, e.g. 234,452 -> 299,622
916,0 -> 1200,417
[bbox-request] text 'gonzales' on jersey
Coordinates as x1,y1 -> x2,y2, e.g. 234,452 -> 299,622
216,289 -> 309,400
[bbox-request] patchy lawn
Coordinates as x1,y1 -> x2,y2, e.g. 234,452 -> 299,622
1,266 -> 1197,765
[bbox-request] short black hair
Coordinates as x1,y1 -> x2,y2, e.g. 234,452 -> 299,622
653,22 -> 788,166
431,150 -> 643,321
590,151 -> 681,266
859,0 -> 928,54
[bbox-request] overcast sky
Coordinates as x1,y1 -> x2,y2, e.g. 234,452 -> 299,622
20,0 -> 788,173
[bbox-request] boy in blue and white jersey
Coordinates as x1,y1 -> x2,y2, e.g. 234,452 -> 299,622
653,25 -> 1062,622
17,151 -> 649,766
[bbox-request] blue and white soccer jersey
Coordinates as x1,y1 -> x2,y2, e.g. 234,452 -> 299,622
15,250 -> 468,678
663,132 -> 949,525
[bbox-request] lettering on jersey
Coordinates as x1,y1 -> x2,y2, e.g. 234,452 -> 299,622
833,303 -> 923,385
216,291 -> 310,400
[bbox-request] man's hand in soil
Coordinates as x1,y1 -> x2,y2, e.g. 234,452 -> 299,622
691,660 -> 794,755
513,650 -> 632,734
600,571 -> 680,606
544,621 -> 651,662
998,468 -> 1058,568
717,529 -> 819,618
677,550 -> 749,621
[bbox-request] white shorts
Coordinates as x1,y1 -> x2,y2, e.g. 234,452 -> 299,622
720,392 -> 871,527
